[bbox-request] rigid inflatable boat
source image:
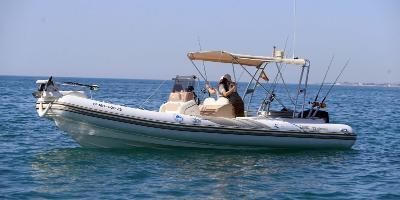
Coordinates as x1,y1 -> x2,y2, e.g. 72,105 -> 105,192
34,49 -> 356,149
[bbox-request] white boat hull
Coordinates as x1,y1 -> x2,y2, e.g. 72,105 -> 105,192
37,95 -> 356,150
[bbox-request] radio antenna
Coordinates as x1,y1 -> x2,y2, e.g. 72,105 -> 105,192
292,0 -> 297,58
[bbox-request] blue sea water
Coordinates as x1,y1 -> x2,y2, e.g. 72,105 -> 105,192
1,75 -> 399,199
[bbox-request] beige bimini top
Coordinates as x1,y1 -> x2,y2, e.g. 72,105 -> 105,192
187,50 -> 306,68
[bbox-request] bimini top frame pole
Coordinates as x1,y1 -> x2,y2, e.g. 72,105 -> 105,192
243,63 -> 266,112
232,59 -> 292,113
292,60 -> 311,118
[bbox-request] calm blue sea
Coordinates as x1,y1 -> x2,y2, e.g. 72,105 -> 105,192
1,75 -> 399,199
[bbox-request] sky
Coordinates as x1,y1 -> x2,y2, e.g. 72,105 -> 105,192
0,0 -> 399,83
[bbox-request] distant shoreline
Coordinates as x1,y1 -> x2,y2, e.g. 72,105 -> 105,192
332,82 -> 400,88
1,75 -> 399,88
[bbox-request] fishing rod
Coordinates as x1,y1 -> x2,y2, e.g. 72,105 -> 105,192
189,37 -> 209,83
307,55 -> 335,117
189,59 -> 207,82
197,37 -> 208,81
313,55 -> 334,102
197,37 -> 211,97
308,58 -> 348,118
307,56 -> 333,118
321,58 -> 350,104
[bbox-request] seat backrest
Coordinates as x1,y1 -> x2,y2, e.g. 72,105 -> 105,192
168,92 -> 181,102
202,97 -> 229,106
216,97 -> 229,105
172,84 -> 184,92
180,92 -> 194,102
202,97 -> 217,105
199,97 -> 234,118
159,100 -> 200,115
168,92 -> 195,102
160,102 -> 182,113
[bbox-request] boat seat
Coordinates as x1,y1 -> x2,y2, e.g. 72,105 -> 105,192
168,92 -> 195,102
199,97 -> 235,118
159,102 -> 181,113
202,97 -> 230,105
159,99 -> 200,116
